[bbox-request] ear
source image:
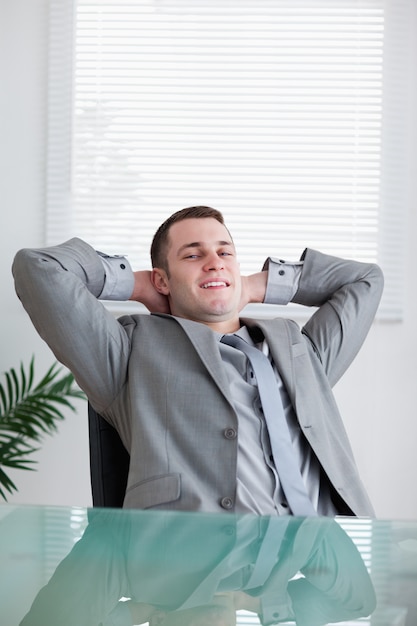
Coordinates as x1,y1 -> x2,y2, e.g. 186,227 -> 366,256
151,268 -> 170,295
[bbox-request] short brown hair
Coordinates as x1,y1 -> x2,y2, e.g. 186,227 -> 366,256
150,206 -> 225,272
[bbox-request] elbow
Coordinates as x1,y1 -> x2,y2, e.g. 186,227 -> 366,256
365,262 -> 385,305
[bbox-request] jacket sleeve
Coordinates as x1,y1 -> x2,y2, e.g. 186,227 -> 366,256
12,238 -> 134,411
263,248 -> 384,386
258,519 -> 376,626
262,248 -> 383,387
291,248 -> 383,386
19,512 -> 130,626
287,520 -> 376,626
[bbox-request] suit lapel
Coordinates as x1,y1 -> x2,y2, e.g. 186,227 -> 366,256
242,316 -> 296,396
242,317 -> 313,431
153,314 -> 311,431
153,314 -> 235,404
246,318 -> 341,483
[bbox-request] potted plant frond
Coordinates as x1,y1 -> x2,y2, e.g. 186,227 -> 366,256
0,357 -> 85,500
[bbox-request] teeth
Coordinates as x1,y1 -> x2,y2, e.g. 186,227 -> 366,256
202,281 -> 227,288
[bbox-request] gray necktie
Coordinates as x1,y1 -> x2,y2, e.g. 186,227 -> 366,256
245,517 -> 291,589
221,333 -> 317,517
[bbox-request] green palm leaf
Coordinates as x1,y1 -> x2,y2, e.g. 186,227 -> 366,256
0,356 -> 86,500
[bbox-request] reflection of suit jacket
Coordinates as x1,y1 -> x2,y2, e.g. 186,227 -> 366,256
20,511 -> 376,626
13,241 -> 383,515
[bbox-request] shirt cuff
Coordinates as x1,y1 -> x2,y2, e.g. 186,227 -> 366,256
96,251 -> 135,301
260,592 -> 295,625
262,257 -> 303,305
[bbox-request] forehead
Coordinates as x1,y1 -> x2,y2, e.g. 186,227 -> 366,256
167,218 -> 233,250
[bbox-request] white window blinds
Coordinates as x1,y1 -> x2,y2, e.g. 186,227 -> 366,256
47,0 -> 412,319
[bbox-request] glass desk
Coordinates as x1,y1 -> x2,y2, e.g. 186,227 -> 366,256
0,505 -> 416,626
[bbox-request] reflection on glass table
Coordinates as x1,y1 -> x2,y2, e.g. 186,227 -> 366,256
0,505 -> 416,626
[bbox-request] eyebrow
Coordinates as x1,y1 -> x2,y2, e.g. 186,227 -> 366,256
176,240 -> 234,256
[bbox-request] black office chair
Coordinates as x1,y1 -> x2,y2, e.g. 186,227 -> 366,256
88,403 -> 130,508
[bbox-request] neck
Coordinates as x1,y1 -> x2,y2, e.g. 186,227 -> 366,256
203,318 -> 241,334
168,309 -> 242,334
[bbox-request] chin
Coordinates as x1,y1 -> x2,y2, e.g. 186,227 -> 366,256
206,300 -> 237,316
207,308 -> 235,320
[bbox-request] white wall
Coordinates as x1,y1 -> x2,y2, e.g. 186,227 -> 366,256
0,0 -> 92,508
1,0 -> 416,519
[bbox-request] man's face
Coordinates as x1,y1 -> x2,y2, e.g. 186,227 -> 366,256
152,217 -> 242,330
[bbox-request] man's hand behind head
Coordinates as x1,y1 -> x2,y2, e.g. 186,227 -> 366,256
130,270 -> 171,314
239,271 -> 268,312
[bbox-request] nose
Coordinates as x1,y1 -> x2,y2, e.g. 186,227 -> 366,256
203,251 -> 224,272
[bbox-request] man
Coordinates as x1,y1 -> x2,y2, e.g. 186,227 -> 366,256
12,205 -> 384,516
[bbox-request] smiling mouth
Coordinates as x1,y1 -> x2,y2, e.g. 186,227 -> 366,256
200,281 -> 229,289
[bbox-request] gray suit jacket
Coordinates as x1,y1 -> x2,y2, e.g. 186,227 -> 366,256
12,239 -> 384,516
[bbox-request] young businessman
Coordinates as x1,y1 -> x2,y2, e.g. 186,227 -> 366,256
12,206 -> 384,516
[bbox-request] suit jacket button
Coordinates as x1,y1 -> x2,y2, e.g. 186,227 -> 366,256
220,496 -> 234,510
224,427 -> 237,440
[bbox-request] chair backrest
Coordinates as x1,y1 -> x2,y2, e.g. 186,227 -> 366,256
88,403 -> 130,507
